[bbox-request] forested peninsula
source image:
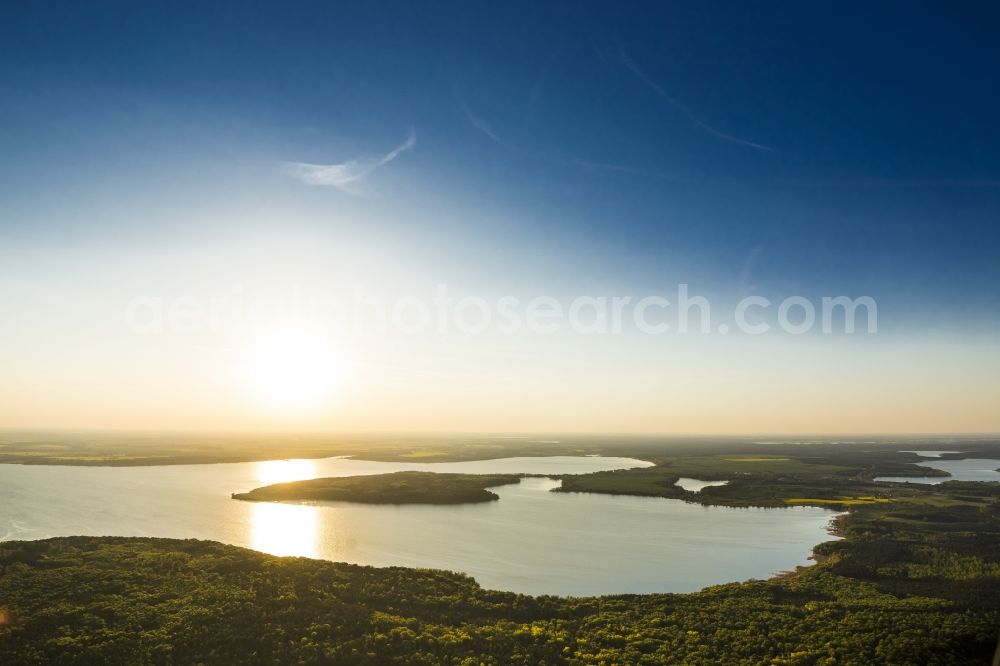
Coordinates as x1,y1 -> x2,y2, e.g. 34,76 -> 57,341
232,471 -> 522,505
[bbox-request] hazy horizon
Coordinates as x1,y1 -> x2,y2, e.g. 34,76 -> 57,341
2,427 -> 999,439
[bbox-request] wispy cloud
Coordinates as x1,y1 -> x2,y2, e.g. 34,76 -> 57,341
618,44 -> 775,153
282,130 -> 416,194
455,92 -> 508,148
455,88 -> 689,182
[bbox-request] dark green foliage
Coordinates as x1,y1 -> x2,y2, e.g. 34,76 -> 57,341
231,471 -> 523,505
554,446 -> 1000,510
2,495 -> 998,666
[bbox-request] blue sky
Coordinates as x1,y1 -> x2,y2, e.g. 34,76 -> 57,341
4,2 -> 1000,317
1,2 -> 999,431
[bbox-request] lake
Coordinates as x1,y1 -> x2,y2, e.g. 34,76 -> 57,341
675,477 -> 730,492
0,456 -> 839,596
875,455 -> 1000,484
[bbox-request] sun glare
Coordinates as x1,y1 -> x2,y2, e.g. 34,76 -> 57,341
240,328 -> 346,412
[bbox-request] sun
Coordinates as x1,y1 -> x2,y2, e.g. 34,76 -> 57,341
239,328 -> 345,412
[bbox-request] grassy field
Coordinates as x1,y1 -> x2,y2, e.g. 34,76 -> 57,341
0,432 -> 612,466
2,431 -> 998,468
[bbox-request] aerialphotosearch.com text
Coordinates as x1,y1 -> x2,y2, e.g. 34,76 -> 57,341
124,284 -> 878,337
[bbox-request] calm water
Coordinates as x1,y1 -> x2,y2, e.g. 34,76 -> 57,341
875,456 -> 1000,484
0,456 -> 839,596
675,477 -> 730,492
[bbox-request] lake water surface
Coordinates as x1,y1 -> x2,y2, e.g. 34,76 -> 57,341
875,456 -> 1000,484
0,456 -> 839,595
675,477 -> 730,492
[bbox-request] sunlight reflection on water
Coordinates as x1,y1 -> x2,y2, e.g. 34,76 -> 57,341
255,459 -> 317,486
250,501 -> 319,558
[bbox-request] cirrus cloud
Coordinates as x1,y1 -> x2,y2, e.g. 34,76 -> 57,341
282,130 -> 416,195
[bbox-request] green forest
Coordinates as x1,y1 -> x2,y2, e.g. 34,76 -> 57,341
231,471 -> 523,505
